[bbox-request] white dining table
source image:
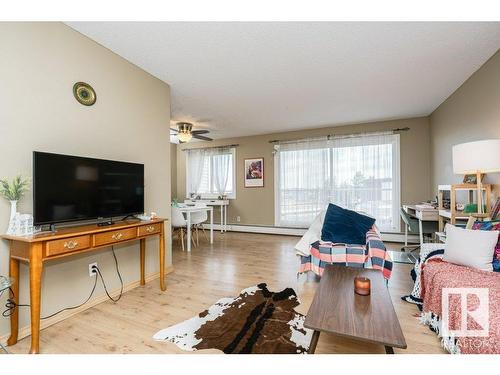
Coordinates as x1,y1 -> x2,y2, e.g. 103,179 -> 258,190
184,199 -> 229,233
178,204 -> 214,252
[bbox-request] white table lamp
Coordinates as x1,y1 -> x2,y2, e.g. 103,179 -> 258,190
452,139 -> 500,214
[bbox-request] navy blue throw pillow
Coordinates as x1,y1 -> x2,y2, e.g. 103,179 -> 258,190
321,204 -> 376,244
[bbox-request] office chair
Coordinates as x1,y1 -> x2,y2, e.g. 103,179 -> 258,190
400,208 -> 438,260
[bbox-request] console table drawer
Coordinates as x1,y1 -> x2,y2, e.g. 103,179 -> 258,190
46,235 -> 91,257
138,223 -> 161,236
94,228 -> 137,246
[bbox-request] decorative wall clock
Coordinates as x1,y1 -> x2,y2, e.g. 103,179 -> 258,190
73,82 -> 96,106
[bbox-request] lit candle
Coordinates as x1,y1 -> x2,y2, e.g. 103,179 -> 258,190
354,276 -> 371,296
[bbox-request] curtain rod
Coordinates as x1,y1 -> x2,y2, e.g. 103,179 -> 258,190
268,127 -> 410,144
180,143 -> 239,151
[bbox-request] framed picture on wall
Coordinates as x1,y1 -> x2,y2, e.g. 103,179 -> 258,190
244,158 -> 264,188
463,173 -> 484,184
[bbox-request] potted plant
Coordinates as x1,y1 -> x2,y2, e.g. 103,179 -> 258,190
0,175 -> 30,223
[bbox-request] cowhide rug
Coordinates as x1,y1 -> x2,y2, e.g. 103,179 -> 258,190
153,283 -> 313,354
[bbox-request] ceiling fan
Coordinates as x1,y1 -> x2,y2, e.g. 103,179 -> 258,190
170,122 -> 213,143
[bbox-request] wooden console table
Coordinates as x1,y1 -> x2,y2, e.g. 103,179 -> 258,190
1,218 -> 167,354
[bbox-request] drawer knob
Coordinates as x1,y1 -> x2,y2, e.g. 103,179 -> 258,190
146,225 -> 155,233
111,233 -> 123,240
64,240 -> 79,249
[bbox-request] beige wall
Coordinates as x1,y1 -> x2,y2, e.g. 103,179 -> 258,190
170,143 -> 177,200
0,23 -> 171,339
176,117 -> 431,228
430,49 -> 500,191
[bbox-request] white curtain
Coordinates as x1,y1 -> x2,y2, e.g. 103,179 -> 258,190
211,148 -> 232,196
187,148 -> 208,196
186,147 -> 235,197
277,139 -> 331,227
329,133 -> 399,231
275,132 -> 400,231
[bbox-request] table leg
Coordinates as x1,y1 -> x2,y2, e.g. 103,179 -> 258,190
210,208 -> 214,244
7,254 -> 19,347
159,225 -> 166,291
220,206 -> 223,233
385,346 -> 394,354
29,244 -> 43,354
308,330 -> 320,354
186,211 -> 192,252
140,238 -> 145,286
224,205 -> 227,232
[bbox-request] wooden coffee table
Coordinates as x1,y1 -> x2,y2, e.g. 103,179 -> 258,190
304,265 -> 407,354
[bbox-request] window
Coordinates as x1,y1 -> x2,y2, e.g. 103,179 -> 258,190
186,147 -> 236,199
274,133 -> 400,232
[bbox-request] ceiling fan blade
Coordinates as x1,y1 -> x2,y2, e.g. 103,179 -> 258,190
170,127 -> 179,132
191,130 -> 210,135
193,134 -> 213,141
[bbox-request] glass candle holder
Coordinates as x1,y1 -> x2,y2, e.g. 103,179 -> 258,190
354,276 -> 371,296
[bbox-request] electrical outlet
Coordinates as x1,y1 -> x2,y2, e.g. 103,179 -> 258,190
89,262 -> 97,277
236,216 -> 241,222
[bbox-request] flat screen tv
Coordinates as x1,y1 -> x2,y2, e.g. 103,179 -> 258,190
33,151 -> 144,226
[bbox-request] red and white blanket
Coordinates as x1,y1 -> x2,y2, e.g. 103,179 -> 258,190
298,226 -> 393,280
420,259 -> 500,354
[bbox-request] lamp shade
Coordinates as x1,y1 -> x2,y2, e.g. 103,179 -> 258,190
452,139 -> 500,174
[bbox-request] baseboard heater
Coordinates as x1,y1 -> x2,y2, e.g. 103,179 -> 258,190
201,223 -> 419,244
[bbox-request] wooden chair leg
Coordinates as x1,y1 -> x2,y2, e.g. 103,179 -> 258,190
201,225 -> 208,241
174,228 -> 179,245
196,226 -> 199,246
191,226 -> 197,247
180,228 -> 185,251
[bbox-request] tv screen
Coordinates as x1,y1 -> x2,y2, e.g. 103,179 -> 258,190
33,151 -> 144,226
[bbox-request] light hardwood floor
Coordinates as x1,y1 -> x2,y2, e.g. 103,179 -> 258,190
7,232 -> 446,354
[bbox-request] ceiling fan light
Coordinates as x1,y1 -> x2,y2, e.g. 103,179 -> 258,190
178,131 -> 192,142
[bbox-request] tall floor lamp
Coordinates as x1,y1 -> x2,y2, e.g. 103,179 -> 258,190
452,139 -> 500,214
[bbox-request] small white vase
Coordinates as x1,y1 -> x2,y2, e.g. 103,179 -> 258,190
9,200 -> 18,221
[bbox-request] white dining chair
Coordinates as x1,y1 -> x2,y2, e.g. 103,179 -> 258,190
190,203 -> 208,246
171,206 -> 197,251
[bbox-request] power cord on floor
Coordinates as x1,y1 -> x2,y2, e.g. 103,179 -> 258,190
2,246 -> 124,318
40,275 -> 99,320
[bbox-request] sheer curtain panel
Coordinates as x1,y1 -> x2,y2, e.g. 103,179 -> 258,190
187,148 -> 208,196
186,147 -> 236,198
274,133 -> 400,232
211,148 -> 232,196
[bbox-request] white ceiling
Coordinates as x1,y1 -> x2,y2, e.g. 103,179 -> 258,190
67,22 -> 500,139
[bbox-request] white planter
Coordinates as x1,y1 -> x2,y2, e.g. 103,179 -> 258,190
9,200 -> 18,221
6,200 -> 18,234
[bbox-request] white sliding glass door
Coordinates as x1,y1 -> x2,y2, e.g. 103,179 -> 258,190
275,133 -> 400,232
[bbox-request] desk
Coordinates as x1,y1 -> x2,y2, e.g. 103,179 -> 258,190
403,205 -> 438,246
185,199 -> 229,232
179,205 -> 214,252
1,218 -> 167,354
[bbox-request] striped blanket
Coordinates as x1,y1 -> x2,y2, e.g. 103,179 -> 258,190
298,227 -> 393,280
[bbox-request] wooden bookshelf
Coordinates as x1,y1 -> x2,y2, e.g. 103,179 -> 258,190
437,184 -> 492,231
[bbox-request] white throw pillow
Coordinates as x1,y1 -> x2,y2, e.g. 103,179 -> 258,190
444,224 -> 498,272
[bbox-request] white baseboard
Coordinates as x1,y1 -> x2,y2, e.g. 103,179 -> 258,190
0,266 -> 174,348
203,223 -> 419,243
